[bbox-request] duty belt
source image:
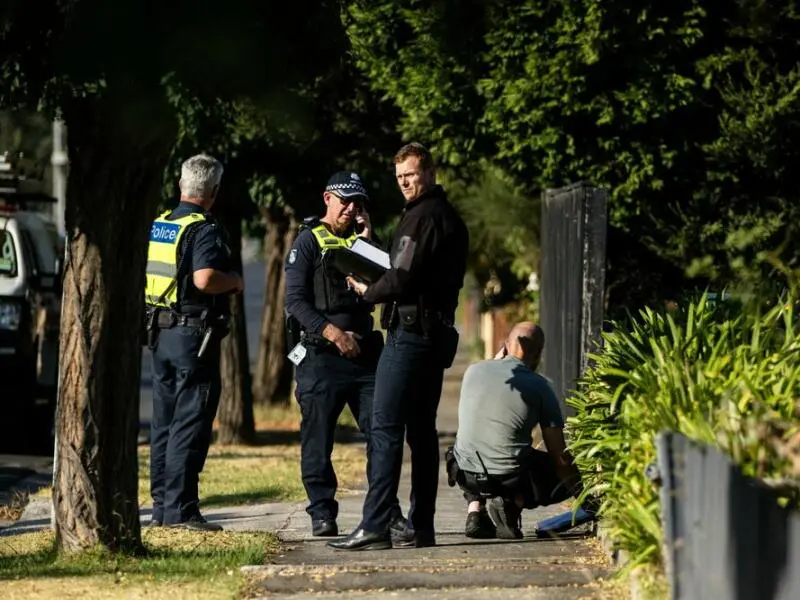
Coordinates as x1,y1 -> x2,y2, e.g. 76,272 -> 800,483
155,310 -> 209,329
300,331 -> 333,347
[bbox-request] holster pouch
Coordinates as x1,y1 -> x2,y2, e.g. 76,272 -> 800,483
144,307 -> 159,348
397,304 -> 419,330
445,446 -> 459,488
285,310 -> 301,349
380,302 -> 397,330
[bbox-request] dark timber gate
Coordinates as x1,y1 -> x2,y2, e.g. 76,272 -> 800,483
539,182 -> 607,416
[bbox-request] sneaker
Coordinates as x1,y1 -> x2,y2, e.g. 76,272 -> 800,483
312,518 -> 338,537
487,497 -> 523,539
464,510 -> 496,539
168,513 -> 223,532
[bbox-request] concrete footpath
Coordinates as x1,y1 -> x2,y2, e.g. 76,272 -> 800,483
2,349 -> 611,598
235,350 -> 610,599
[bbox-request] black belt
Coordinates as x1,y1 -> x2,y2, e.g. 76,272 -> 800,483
155,311 -> 207,329
389,305 -> 453,332
300,331 -> 332,347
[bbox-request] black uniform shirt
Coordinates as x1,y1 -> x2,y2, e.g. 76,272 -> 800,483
168,201 -> 232,315
284,225 -> 373,336
364,185 -> 469,321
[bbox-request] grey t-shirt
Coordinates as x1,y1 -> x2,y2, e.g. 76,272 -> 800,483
453,356 -> 564,475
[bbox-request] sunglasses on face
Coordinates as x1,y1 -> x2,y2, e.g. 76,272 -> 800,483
332,194 -> 365,210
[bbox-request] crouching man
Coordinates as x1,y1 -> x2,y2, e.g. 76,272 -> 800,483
447,321 -> 585,539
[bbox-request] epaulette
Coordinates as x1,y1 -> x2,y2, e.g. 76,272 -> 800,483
299,215 -> 321,231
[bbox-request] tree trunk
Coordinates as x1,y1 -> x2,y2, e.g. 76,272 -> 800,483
216,212 -> 255,444
52,93 -> 175,554
253,208 -> 296,406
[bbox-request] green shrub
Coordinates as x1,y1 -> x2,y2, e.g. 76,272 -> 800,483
567,293 -> 800,571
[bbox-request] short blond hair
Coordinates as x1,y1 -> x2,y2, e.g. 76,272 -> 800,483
393,142 -> 434,170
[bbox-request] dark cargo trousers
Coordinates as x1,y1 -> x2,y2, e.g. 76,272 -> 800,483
150,325 -> 222,525
294,334 -> 401,522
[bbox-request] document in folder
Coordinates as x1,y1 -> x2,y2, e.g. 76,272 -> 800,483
331,237 -> 391,283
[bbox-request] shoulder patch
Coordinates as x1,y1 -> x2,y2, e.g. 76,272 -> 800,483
288,248 -> 298,264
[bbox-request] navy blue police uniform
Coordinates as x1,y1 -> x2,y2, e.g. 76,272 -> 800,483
284,172 -> 405,537
330,183 -> 469,550
145,201 -> 234,530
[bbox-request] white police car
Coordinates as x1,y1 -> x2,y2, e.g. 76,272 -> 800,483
0,155 -> 62,450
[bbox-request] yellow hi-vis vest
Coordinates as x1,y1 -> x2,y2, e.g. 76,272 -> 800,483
307,223 -> 362,314
309,223 -> 358,252
144,211 -> 207,308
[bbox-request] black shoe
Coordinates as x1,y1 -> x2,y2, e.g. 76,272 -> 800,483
393,528 -> 436,548
465,511 -> 496,539
149,508 -> 163,527
312,518 -> 338,537
327,527 -> 392,551
167,513 -> 223,532
487,497 -> 523,539
389,514 -> 409,538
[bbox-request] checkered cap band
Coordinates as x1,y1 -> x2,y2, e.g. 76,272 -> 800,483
325,171 -> 369,198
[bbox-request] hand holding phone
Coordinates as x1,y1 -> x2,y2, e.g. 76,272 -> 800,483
355,208 -> 371,239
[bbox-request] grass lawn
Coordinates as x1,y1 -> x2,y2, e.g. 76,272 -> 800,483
32,402 -> 365,509
0,528 -> 278,599
6,402 -> 367,599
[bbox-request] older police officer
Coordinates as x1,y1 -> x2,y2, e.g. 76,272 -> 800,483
144,154 -> 243,531
284,171 -> 406,537
330,143 -> 469,550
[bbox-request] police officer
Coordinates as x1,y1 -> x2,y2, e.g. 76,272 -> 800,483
284,171 -> 406,537
144,153 -> 243,532
330,143 -> 469,551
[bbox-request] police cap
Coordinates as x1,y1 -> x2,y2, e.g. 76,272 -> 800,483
325,171 -> 369,201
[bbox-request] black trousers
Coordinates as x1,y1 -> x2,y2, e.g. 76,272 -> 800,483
361,328 -> 445,533
294,332 -> 401,522
150,326 -> 222,525
446,447 -> 575,509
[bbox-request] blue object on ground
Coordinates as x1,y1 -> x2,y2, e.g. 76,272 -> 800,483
534,507 -> 596,537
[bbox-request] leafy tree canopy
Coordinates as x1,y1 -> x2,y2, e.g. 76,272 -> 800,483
347,0 -> 800,308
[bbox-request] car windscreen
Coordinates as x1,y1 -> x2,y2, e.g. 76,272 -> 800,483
0,230 -> 17,276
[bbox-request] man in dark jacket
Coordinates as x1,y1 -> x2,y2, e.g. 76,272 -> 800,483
330,143 -> 469,550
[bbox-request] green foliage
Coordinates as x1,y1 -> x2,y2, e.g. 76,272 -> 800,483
347,0 -> 800,311
567,291 -> 800,569
443,164 -> 538,306
163,54 -> 405,236
0,110 -> 51,162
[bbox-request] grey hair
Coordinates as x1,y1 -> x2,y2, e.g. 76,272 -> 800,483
180,154 -> 224,200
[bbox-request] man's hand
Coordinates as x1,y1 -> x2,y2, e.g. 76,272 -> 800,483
322,323 -> 361,358
346,276 -> 368,296
231,273 -> 245,294
356,209 -> 372,239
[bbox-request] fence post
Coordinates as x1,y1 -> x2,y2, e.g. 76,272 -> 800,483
539,182 -> 607,417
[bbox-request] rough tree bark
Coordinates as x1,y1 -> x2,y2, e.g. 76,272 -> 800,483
253,207 -> 296,406
216,209 -> 255,444
52,92 -> 175,554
